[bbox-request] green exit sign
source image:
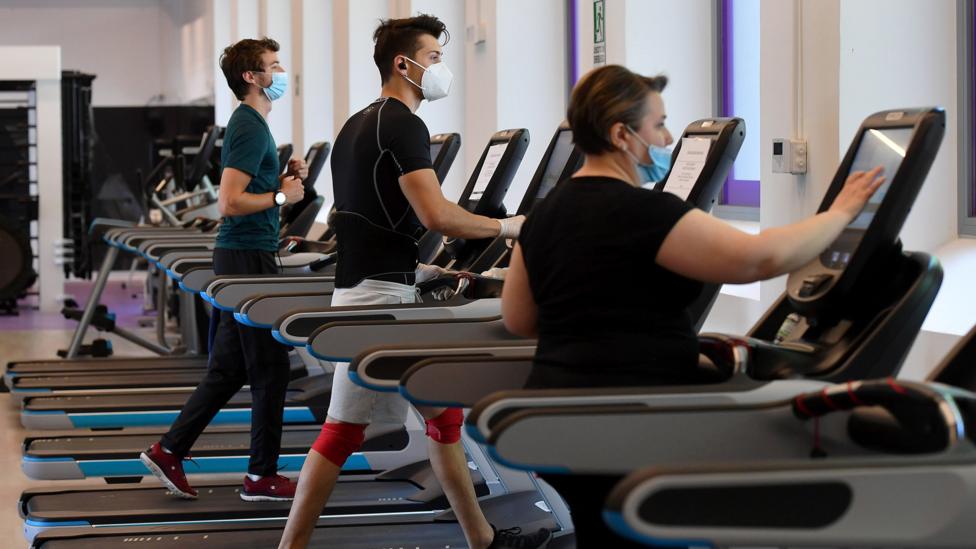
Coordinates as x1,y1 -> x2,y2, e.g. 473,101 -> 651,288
593,0 -> 605,44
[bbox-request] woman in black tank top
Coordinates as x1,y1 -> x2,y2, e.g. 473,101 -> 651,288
501,65 -> 885,547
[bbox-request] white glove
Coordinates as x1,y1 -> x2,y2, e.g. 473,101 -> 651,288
415,263 -> 449,284
431,276 -> 470,301
480,267 -> 508,280
496,215 -> 526,239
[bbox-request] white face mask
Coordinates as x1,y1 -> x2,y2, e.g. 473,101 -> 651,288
402,56 -> 453,102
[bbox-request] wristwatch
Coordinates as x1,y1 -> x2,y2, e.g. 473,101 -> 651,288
274,191 -> 287,206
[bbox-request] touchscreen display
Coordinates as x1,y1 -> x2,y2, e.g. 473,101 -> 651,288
534,130 -> 576,204
470,143 -> 509,204
820,127 -> 913,269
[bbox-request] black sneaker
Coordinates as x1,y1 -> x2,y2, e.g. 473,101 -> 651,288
488,526 -> 553,549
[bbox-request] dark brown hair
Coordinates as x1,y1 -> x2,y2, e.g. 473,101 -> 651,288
219,37 -> 280,100
373,14 -> 449,85
567,65 -> 668,155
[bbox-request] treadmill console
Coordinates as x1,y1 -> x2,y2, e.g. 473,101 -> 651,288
818,127 -> 913,271
534,129 -> 577,203
466,124 -> 583,273
459,128 -> 530,218
513,124 -> 582,215
786,107 -> 945,313
436,129 -> 529,268
429,131 -> 462,185
655,117 -> 745,212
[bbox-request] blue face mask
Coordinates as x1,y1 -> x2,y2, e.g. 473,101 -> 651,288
626,126 -> 671,184
648,145 -> 672,182
258,71 -> 288,101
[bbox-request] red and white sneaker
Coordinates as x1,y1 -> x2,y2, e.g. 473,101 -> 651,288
139,442 -> 198,499
241,474 -> 298,502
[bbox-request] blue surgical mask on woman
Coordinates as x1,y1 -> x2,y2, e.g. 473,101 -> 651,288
255,71 -> 288,101
625,126 -> 672,184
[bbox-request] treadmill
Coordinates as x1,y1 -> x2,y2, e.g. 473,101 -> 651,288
21,134 -> 562,549
17,130 -> 527,430
605,323 -> 976,548
27,490 -> 557,549
172,130 -> 467,298
342,108 -> 943,440
20,129 -> 529,481
6,135 -> 452,399
4,139 -> 333,388
22,115 -> 744,544
300,117 -> 746,395
199,126 -> 529,327
63,126 -> 223,358
450,108 -> 945,546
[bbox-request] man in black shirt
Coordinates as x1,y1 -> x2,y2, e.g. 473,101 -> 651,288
279,14 -> 550,549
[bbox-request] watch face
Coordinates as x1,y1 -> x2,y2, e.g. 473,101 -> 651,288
275,192 -> 285,205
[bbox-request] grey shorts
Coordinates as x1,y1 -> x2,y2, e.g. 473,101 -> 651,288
326,279 -> 418,425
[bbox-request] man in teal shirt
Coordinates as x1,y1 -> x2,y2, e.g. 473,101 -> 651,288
141,37 -> 307,502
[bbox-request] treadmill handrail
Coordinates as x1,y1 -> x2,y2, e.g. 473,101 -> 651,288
347,338 -> 537,391
604,448 -> 976,548
212,279 -> 337,312
272,297 -> 501,346
479,378 -> 875,475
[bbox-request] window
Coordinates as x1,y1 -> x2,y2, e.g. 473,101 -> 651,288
718,0 -> 761,213
960,0 -> 976,235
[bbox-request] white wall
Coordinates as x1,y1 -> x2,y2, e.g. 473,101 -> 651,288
574,0 -> 716,130
159,0 -> 215,104
840,0 -> 958,254
338,0 -> 387,125
236,0 -> 259,39
213,0 -> 235,124
262,0 -> 294,149
410,0 -> 466,200
757,0 -> 841,305
622,0 -> 716,144
838,0 -> 965,378
462,0 -> 499,200
300,0 -> 335,212
496,0 -> 567,213
0,0 -> 213,107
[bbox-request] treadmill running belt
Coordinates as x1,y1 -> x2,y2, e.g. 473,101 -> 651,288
25,428 -> 407,459
37,522 -> 468,548
25,391 -> 282,412
13,371 -> 216,391
7,357 -> 208,375
25,479 -> 453,525
31,491 -> 558,548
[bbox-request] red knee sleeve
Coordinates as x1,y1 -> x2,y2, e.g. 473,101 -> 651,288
311,422 -> 366,467
425,408 -> 464,444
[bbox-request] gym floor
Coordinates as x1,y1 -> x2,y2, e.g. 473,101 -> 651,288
0,274 -> 171,544
0,326 -> 162,544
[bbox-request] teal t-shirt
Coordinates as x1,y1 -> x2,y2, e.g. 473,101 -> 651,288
216,104 -> 280,251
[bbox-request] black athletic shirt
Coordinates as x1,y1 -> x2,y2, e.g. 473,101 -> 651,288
518,176 -> 703,385
330,97 -> 433,287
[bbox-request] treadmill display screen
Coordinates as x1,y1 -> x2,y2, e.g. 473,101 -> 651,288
534,130 -> 576,205
468,143 -> 510,210
820,127 -> 913,269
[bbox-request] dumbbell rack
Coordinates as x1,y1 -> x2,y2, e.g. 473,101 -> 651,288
60,71 -> 96,280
